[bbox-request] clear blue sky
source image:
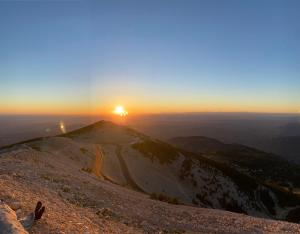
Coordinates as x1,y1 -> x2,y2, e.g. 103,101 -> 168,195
0,0 -> 299,114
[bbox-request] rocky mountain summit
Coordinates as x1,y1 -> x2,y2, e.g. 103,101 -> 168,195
1,121 -> 300,233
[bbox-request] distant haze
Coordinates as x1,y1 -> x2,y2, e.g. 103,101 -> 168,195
1,113 -> 299,155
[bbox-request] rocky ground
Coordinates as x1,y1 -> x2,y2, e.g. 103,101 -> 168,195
1,143 -> 300,233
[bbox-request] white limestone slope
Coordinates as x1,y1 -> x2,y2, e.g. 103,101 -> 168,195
0,120 -> 300,233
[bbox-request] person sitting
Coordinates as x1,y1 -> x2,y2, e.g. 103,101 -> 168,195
0,200 -> 45,234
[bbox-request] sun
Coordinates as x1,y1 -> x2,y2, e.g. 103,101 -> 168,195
113,105 -> 128,116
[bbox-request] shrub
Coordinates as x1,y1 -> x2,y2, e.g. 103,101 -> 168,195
31,145 -> 41,151
150,193 -> 179,205
132,140 -> 179,164
81,167 -> 92,173
80,148 -> 88,154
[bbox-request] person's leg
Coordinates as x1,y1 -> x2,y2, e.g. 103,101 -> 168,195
34,201 -> 45,220
0,200 -> 28,234
19,201 -> 45,231
18,212 -> 34,231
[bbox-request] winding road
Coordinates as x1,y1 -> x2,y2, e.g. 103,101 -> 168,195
115,145 -> 146,193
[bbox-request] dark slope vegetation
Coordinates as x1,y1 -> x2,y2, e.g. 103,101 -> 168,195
132,139 -> 300,222
169,136 -> 300,189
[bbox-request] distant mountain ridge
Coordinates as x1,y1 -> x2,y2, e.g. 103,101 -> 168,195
169,136 -> 300,190
265,136 -> 300,164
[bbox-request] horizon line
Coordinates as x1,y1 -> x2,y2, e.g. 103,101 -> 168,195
0,111 -> 299,117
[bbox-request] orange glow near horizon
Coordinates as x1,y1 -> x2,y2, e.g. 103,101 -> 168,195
0,98 -> 299,116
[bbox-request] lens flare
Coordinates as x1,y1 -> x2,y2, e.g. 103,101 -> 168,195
59,120 -> 66,133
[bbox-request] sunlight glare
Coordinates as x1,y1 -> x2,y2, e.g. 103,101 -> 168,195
113,105 -> 128,117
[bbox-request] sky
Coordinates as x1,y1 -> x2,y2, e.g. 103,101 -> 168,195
0,0 -> 299,115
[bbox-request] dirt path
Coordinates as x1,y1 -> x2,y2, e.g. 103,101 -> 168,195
92,145 -> 103,177
115,145 -> 146,193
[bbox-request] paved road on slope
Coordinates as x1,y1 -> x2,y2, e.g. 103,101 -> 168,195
115,145 -> 146,193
